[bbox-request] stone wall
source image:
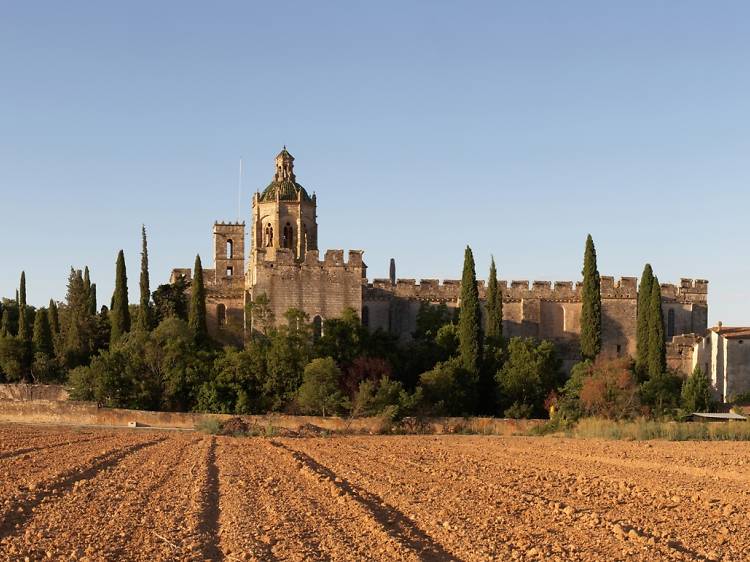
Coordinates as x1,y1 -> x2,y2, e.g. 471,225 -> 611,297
364,276 -> 708,374
250,248 -> 365,326
0,400 -> 543,435
0,384 -> 69,402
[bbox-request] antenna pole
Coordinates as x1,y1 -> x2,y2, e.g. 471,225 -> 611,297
238,157 -> 243,222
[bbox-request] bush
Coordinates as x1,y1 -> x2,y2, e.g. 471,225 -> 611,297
640,371 -> 682,418
195,417 -> 223,435
578,358 -> 640,420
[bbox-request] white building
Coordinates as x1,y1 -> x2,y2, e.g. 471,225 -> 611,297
692,325 -> 750,403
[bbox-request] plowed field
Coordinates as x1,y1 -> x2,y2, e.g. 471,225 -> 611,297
0,425 -> 747,561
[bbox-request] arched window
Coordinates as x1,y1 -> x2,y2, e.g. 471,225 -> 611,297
226,239 -> 233,259
264,224 -> 273,247
217,303 -> 226,327
667,308 -> 675,339
362,306 -> 370,328
283,223 -> 294,249
313,315 -> 322,340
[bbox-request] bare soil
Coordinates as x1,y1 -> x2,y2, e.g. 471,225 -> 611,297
0,424 -> 747,561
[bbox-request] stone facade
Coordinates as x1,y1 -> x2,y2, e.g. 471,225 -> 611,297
170,148 -> 709,373
692,326 -> 750,402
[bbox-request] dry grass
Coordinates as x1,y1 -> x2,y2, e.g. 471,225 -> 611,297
570,417 -> 750,441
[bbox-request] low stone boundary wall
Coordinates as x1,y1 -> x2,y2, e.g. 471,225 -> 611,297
0,399 -> 543,434
0,384 -> 69,402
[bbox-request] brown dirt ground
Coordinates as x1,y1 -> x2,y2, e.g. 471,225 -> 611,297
0,424 -> 748,561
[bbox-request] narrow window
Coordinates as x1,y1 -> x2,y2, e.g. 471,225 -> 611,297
313,315 -> 322,340
283,223 -> 294,249
217,304 -> 226,327
616,344 -> 622,356
667,309 -> 675,338
362,306 -> 370,328
226,266 -> 233,277
226,239 -> 233,259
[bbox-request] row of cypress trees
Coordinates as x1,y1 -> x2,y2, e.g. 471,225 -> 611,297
108,226 -> 208,345
456,234 -> 670,384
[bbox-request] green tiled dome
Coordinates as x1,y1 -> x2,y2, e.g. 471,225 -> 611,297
259,179 -> 312,202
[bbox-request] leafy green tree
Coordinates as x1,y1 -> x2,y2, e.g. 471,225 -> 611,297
297,357 -> 347,416
681,366 -> 715,413
580,234 -> 601,360
137,225 -> 153,332
0,309 -> 10,337
153,277 -> 189,323
189,254 -> 208,345
264,321 -> 311,411
0,335 -> 27,381
196,346 -> 266,414
351,377 -> 420,421
635,263 -> 654,377
419,357 -> 476,416
247,292 -> 274,335
458,246 -> 482,377
32,307 -> 53,357
495,337 -> 562,418
314,308 -> 364,368
110,250 -> 131,344
485,256 -> 503,342
647,277 -> 666,378
640,371 -> 682,417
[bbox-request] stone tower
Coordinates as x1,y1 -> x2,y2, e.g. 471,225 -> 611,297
213,222 -> 245,282
250,147 -> 318,261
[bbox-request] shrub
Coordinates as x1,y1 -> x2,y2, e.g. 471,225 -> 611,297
681,366 -> 715,412
578,358 -> 640,420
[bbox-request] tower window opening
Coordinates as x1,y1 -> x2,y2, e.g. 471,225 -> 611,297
264,224 -> 273,247
217,304 -> 226,327
226,266 -> 233,277
283,223 -> 294,249
313,315 -> 323,340
226,239 -> 233,259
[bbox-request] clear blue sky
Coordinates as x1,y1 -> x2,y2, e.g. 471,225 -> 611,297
1,1 -> 748,325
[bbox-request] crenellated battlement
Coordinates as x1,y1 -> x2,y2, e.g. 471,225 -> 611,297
364,275 -> 707,303
254,248 -> 365,271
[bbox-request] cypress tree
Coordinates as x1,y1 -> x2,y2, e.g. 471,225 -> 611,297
18,271 -> 30,341
485,256 -> 503,342
48,299 -> 60,336
579,234 -> 601,360
137,225 -> 152,332
83,266 -> 91,303
189,254 -> 208,344
88,283 -> 97,316
458,246 -> 482,374
110,250 -> 131,344
635,264 -> 654,376
32,307 -> 53,357
647,277 -> 666,378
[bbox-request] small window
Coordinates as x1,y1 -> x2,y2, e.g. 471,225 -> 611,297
616,344 -> 622,356
740,340 -> 744,344
667,309 -> 675,339
217,304 -> 226,327
362,306 -> 370,328
226,239 -> 233,259
312,315 -> 322,340
226,266 -> 233,277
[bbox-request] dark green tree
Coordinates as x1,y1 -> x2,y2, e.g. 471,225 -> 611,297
32,307 -> 53,357
153,277 -> 189,323
48,299 -> 60,336
137,225 -> 153,332
88,283 -> 97,316
485,257 -> 503,342
18,271 -> 30,341
458,246 -> 482,374
0,309 -> 9,337
110,250 -> 131,344
62,268 -> 94,368
189,254 -> 208,345
580,234 -> 601,360
83,266 -> 92,304
647,277 -> 666,378
635,263 -> 654,377
681,366 -> 715,413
